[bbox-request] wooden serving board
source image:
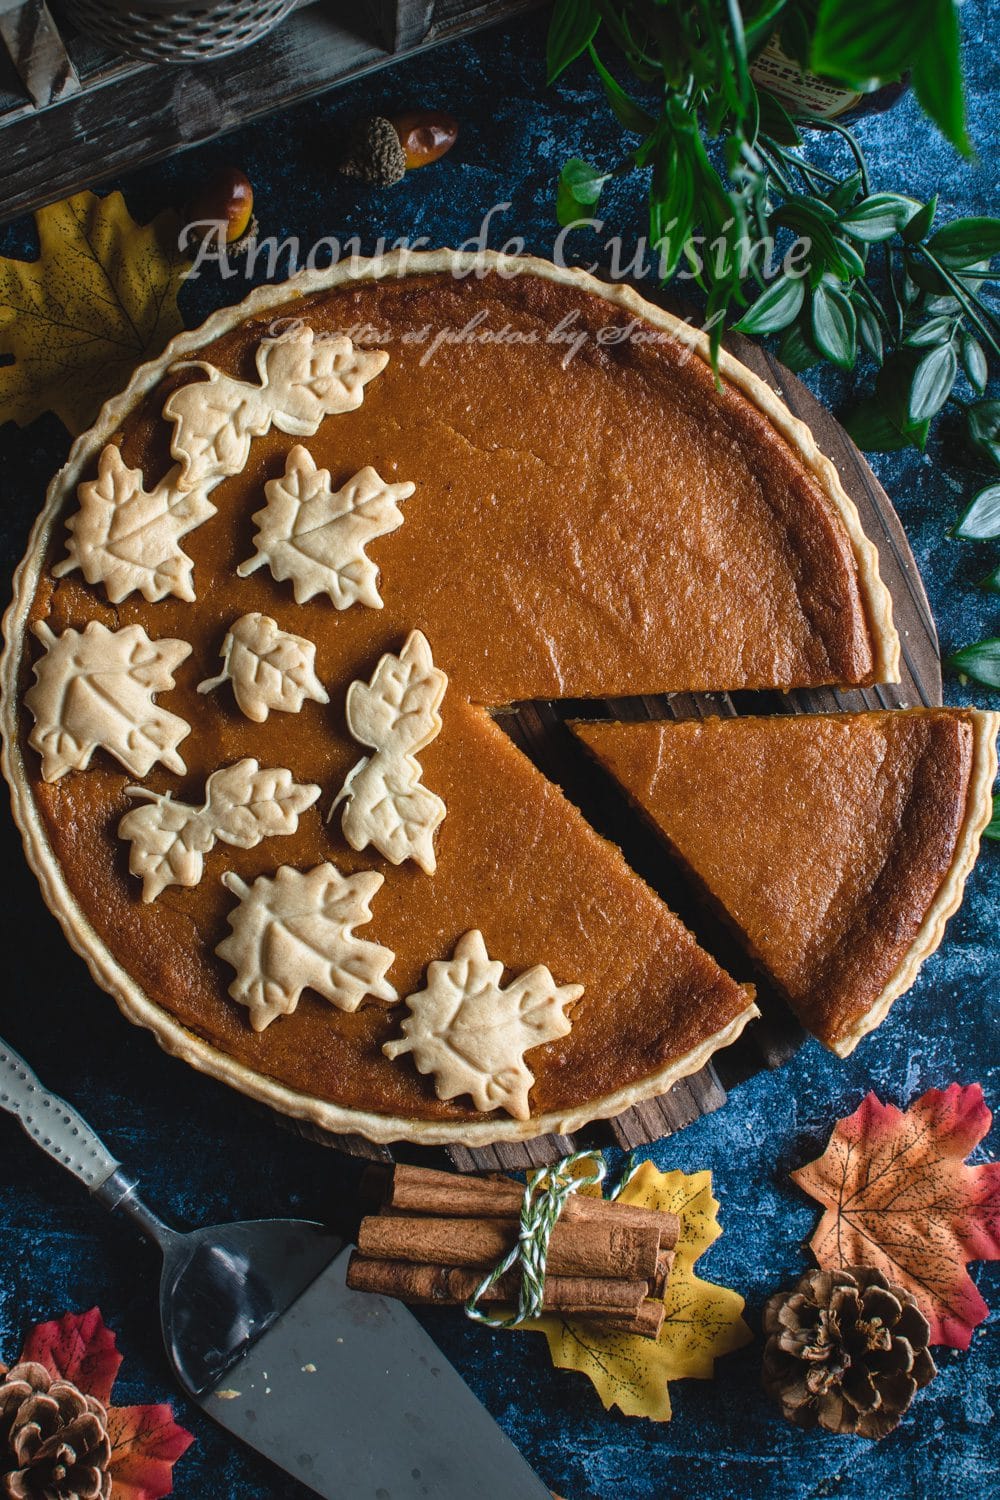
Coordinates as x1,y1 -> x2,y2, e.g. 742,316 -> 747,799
276,336 -> 942,1173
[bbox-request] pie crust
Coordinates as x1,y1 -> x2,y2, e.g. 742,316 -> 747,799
573,709 -> 999,1056
1,252 -> 911,1142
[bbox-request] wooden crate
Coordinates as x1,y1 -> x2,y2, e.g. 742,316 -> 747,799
0,0 -> 539,222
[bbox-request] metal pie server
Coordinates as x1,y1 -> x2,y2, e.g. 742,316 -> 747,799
0,1038 -> 553,1499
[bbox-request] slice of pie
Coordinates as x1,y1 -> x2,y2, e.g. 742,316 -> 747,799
1,251 -> 908,1143
573,709 -> 999,1056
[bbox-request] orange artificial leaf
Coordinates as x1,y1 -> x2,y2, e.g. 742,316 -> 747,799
0,190 -> 185,434
792,1084 -> 1000,1350
525,1163 -> 751,1421
106,1404 -> 195,1500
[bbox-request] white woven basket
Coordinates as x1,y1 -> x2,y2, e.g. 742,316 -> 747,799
63,0 -> 298,64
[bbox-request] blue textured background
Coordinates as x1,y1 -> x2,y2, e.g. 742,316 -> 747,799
0,8 -> 997,1497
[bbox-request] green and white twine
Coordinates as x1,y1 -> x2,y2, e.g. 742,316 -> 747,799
464,1149 -> 641,1329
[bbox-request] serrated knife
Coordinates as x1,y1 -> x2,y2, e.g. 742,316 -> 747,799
0,1038 -> 553,1499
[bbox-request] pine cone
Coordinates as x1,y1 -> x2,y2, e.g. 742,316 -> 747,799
340,116 -> 407,186
762,1267 -> 937,1439
0,1363 -> 111,1500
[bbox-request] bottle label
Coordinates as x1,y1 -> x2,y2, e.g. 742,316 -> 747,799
750,37 -> 864,119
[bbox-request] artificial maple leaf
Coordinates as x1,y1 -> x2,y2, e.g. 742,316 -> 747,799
197,612 -> 330,722
237,445 -> 414,608
330,630 -> 447,873
26,621 -> 191,782
0,191 -> 185,434
383,929 -> 581,1119
526,1164 -> 751,1420
216,861 -> 397,1031
54,444 -> 216,603
6,1307 -> 193,1499
792,1084 -> 1000,1349
105,1405 -> 194,1500
119,760 -> 320,901
165,329 -> 388,490
19,1308 -> 122,1407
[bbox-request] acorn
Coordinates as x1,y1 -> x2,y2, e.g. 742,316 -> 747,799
182,166 -> 257,251
390,110 -> 459,170
340,111 -> 458,187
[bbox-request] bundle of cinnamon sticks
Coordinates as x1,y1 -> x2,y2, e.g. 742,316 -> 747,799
346,1163 -> 679,1339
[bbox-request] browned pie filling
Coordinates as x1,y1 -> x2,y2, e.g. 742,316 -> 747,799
574,709 -> 993,1052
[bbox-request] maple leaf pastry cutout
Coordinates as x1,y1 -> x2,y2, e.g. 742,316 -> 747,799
197,612 -> 330,722
330,629 -> 447,874
383,930 -> 582,1119
165,328 -> 389,491
119,760 -> 320,901
792,1084 -> 1000,1349
25,621 -> 191,782
53,444 -> 215,604
54,327 -> 388,603
215,861 -> 397,1031
237,444 -> 414,608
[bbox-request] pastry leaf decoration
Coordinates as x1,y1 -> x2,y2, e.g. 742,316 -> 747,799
119,760 -> 321,901
25,621 -> 191,782
216,862 -> 397,1031
383,929 -> 581,1119
56,326 -> 386,603
792,1084 -> 1000,1350
237,445 -> 414,608
53,445 -> 216,604
0,190 -> 185,435
10,1306 -> 194,1499
329,630 -> 447,873
197,612 -> 330,723
165,329 -> 389,490
526,1163 -> 751,1421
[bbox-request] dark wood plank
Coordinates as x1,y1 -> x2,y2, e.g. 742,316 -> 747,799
0,0 -> 540,223
607,1064 -> 727,1149
445,1136 -> 576,1174
370,0 -> 436,50
0,0 -> 79,108
274,1113 -> 395,1161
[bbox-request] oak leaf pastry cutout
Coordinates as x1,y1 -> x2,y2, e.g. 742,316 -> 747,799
53,445 -> 216,604
197,613 -> 330,723
25,621 -> 191,782
383,929 -> 582,1120
216,861 -> 397,1032
119,759 -> 321,901
237,445 -> 414,608
165,327 -> 389,491
329,629 -> 447,873
55,328 -> 387,603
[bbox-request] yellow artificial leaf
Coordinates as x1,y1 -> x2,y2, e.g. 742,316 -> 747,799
0,190 -> 185,434
525,1163 -> 751,1422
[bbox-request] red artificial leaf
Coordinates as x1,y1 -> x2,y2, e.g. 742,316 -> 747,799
792,1084 -> 1000,1349
106,1403 -> 195,1500
19,1306 -> 123,1404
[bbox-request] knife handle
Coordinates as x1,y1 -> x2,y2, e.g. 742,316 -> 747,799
0,1035 -> 122,1192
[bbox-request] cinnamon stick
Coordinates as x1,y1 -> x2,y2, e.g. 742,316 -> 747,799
357,1213 -> 662,1280
650,1248 -> 675,1300
346,1254 -> 648,1314
378,1164 -> 680,1249
345,1254 -> 666,1339
595,1300 -> 666,1339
